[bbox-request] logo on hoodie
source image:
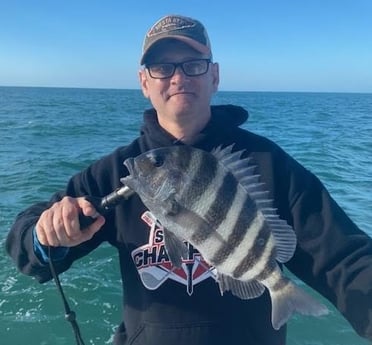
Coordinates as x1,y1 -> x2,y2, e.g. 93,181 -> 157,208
131,211 -> 217,295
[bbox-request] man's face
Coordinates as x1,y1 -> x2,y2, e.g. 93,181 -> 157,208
139,40 -> 219,125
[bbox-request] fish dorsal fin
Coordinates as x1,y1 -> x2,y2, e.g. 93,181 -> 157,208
211,145 -> 297,263
211,145 -> 254,184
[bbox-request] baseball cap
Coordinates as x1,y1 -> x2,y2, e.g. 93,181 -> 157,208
140,15 -> 212,65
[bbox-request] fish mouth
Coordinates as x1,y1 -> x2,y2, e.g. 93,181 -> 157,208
123,157 -> 135,176
122,158 -> 136,190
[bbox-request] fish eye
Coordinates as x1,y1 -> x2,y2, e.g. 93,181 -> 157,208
151,155 -> 164,167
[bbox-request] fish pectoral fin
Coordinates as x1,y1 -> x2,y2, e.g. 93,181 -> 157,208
217,273 -> 265,299
160,192 -> 181,216
164,198 -> 180,216
163,228 -> 188,268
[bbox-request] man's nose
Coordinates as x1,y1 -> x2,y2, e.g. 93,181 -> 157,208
171,66 -> 189,81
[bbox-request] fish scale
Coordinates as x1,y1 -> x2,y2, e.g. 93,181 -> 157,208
122,144 -> 329,330
177,148 -> 215,202
191,174 -> 238,243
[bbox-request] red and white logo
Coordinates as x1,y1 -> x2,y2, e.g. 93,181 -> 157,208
131,211 -> 217,295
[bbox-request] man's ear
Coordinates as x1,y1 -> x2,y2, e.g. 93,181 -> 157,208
139,69 -> 150,98
211,62 -> 220,93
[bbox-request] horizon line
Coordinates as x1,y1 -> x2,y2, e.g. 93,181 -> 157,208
0,84 -> 371,95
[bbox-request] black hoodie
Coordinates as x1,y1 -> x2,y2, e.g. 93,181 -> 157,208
6,105 -> 372,344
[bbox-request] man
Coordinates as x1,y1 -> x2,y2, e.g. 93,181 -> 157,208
6,14 -> 372,345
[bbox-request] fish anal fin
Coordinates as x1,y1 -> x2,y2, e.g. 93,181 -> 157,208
217,273 -> 265,299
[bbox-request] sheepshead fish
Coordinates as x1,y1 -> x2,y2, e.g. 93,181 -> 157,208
122,145 -> 328,330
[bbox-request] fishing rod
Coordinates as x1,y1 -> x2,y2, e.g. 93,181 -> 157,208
48,184 -> 135,345
78,184 -> 135,229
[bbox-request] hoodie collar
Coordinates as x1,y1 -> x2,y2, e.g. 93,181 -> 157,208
140,104 -> 249,149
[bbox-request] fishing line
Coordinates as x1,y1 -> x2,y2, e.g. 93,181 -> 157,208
45,184 -> 134,344
48,247 -> 86,345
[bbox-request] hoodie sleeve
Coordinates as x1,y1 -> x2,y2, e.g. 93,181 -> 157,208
228,127 -> 371,341
5,193 -> 67,283
5,163 -> 113,283
280,152 -> 372,341
6,144 -> 132,283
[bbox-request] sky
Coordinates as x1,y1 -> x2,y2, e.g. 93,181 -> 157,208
1,0 -> 371,93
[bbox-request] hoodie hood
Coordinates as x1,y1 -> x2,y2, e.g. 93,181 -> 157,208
139,104 -> 249,149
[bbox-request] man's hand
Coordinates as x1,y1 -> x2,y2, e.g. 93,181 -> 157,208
35,196 -> 105,247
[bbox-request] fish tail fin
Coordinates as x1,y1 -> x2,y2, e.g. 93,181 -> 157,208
270,278 -> 329,330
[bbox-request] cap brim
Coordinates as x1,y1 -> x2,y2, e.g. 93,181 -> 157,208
140,35 -> 211,65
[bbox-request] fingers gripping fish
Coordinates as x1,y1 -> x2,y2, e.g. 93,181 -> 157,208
122,144 -> 328,330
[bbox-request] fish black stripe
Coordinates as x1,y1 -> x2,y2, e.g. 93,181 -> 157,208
180,150 -> 219,205
211,195 -> 258,266
191,172 -> 237,245
175,146 -> 193,172
250,259 -> 277,282
232,223 -> 272,279
181,146 -> 193,169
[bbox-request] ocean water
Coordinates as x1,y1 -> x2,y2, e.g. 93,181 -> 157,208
0,86 -> 371,345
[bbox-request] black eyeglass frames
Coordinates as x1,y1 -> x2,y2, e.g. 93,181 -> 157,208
145,59 -> 212,79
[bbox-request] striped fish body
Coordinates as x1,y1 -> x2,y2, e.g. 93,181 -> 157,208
122,145 -> 328,330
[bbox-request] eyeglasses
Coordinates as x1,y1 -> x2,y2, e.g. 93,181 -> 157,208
145,59 -> 211,79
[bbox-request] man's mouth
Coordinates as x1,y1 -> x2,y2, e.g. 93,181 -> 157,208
169,91 -> 194,97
